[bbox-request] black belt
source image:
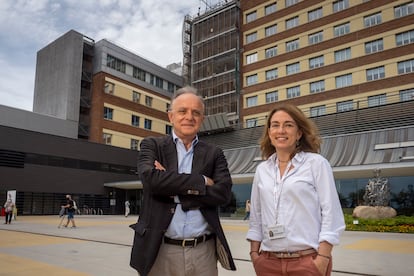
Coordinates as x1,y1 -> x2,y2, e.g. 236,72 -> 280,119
163,233 -> 215,247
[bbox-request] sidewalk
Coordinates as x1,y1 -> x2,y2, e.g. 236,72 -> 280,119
0,215 -> 413,275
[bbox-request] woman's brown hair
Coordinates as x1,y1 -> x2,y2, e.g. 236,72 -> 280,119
260,104 -> 321,159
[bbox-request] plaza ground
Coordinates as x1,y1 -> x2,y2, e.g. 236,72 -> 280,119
1,215 -> 413,275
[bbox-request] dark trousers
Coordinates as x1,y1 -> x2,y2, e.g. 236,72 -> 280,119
5,212 -> 12,223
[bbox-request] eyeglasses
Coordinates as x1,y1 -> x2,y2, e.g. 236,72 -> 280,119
269,122 -> 297,130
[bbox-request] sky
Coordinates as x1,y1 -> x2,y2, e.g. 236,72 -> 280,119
0,0 -> 208,111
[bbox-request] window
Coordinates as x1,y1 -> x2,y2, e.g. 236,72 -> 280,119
246,11 -> 257,23
334,22 -> 350,37
396,30 -> 414,46
166,103 -> 171,112
104,82 -> 114,94
365,39 -> 383,54
335,73 -> 352,88
107,55 -> 126,73
366,66 -> 385,81
364,12 -> 382,27
246,96 -> 258,107
286,16 -> 299,29
337,100 -> 353,112
333,0 -> 349,12
130,139 -> 139,150
145,96 -> 153,107
131,115 -> 140,127
246,118 -> 258,128
265,3 -> 277,15
265,46 -> 277,58
310,80 -> 325,93
246,53 -> 258,64
266,91 -> 278,103
308,7 -> 323,21
285,0 -> 299,7
104,107 -> 113,120
400,88 -> 414,101
265,24 -> 277,36
308,31 -> 323,45
132,91 -> 141,103
133,67 -> 146,81
398,59 -> 414,74
286,39 -> 299,52
265,68 -> 278,80
310,105 -> 326,117
103,133 -> 112,145
167,82 -> 176,93
144,119 -> 152,130
246,32 -> 257,43
368,94 -> 387,107
309,55 -> 324,69
287,86 -> 300,99
286,62 -> 300,75
155,76 -> 163,89
334,48 -> 351,62
246,74 -> 258,86
394,2 -> 414,18
166,125 -> 172,135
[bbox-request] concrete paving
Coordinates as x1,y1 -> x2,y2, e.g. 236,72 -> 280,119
0,215 -> 413,276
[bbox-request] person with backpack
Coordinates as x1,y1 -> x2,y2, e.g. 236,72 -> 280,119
61,194 -> 77,228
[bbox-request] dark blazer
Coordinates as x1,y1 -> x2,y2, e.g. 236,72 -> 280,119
130,136 -> 236,275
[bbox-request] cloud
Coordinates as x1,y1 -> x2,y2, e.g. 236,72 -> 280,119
0,0 -> 201,111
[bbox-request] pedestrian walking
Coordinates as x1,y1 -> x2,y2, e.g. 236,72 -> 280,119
3,195 -> 14,224
61,194 -> 76,228
243,199 -> 251,220
125,200 -> 130,217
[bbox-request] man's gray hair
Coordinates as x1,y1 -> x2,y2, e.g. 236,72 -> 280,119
171,86 -> 205,110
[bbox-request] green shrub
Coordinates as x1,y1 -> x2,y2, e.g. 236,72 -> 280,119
344,214 -> 414,233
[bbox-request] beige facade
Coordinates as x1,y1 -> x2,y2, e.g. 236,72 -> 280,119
240,0 -> 414,127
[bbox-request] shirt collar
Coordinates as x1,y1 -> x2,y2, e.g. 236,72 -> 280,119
270,151 -> 305,165
172,131 -> 199,146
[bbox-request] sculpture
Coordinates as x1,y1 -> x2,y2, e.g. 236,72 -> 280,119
353,168 -> 396,219
363,169 -> 390,206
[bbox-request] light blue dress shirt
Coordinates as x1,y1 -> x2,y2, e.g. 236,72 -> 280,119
164,132 -> 211,239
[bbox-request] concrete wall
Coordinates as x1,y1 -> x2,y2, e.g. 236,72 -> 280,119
0,125 -> 138,195
33,29 -> 84,122
0,104 -> 78,138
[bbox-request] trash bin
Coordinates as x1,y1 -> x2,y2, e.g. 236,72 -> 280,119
1,207 -> 5,216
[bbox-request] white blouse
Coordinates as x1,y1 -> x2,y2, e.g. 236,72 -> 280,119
246,151 -> 345,252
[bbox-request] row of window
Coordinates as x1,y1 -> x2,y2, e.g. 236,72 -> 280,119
248,15 -> 412,66
245,1 -> 413,46
102,124 -> 172,150
24,151 -> 136,175
246,0 -> 314,24
102,133 -> 142,151
245,30 -> 414,87
246,58 -> 414,107
245,88 -> 414,127
103,107 -> 154,130
104,81 -> 171,112
106,55 -> 179,93
310,89 -> 414,116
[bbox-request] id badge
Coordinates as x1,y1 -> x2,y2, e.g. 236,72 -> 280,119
267,224 -> 286,240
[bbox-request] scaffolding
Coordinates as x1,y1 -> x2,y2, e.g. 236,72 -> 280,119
183,0 -> 241,125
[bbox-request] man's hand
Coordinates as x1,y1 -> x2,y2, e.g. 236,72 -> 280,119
205,176 -> 214,186
154,160 -> 166,171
